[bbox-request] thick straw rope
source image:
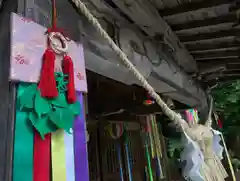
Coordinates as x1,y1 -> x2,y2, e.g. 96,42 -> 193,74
71,0 -> 187,129
205,96 -> 213,127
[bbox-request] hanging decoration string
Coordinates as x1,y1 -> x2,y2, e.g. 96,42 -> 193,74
70,0 -> 188,129
146,118 -> 155,158
220,133 -> 236,181
117,142 -> 125,181
150,115 -> 164,178
107,123 -> 124,181
124,131 -> 133,181
141,120 -> 154,181
214,112 -> 223,129
39,0 -> 76,104
52,0 -> 57,29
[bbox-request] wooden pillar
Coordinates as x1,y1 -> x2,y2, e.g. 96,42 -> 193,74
0,1 -> 18,181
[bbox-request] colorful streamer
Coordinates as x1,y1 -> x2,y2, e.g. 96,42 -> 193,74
147,118 -> 155,158
64,131 -> 75,181
51,129 -> 67,181
33,132 -> 51,181
13,85 -> 34,181
124,132 -> 133,181
117,143 -> 124,181
74,92 -> 89,181
185,109 -> 199,124
149,115 -> 164,178
145,141 -> 154,181
193,109 -> 199,124
141,119 -> 154,181
185,110 -> 193,123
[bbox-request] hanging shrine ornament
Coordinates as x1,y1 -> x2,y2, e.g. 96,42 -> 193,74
10,7 -> 88,181
180,110 -> 231,181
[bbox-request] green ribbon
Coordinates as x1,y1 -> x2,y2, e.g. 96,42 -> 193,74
13,83 -> 34,181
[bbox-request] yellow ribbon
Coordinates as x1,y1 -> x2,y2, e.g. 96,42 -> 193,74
51,129 -> 67,181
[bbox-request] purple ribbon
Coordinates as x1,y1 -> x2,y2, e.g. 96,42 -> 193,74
74,92 -> 89,181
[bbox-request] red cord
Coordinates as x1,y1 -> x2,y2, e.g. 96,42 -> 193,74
63,55 -> 76,103
52,0 -> 57,29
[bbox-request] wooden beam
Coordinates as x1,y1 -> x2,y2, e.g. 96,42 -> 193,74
217,75 -> 240,80
223,70 -> 240,74
193,49 -> 240,60
0,0 -> 18,181
158,0 -> 234,17
179,29 -> 240,43
206,76 -> 240,85
197,57 -> 240,64
205,72 -> 240,80
187,42 -> 240,52
171,13 -> 236,31
205,70 -> 240,75
104,0 -> 196,72
198,58 -> 240,71
226,63 -> 240,69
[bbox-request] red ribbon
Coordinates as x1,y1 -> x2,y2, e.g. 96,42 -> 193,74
33,132 -> 51,181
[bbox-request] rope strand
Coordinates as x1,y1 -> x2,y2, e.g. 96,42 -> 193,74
205,96 -> 213,127
71,0 -> 188,129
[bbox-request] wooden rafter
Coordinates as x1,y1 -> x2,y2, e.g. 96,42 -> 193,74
179,29 -> 240,43
103,0 -> 196,72
158,0 -> 234,17
187,42 -> 240,52
193,49 -> 240,60
198,57 -> 240,66
218,70 -> 240,74
206,76 -> 240,85
205,73 -> 240,81
171,13 -> 236,31
226,63 -> 240,69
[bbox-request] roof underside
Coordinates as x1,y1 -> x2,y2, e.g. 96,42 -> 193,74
155,0 -> 240,86
85,0 -> 240,87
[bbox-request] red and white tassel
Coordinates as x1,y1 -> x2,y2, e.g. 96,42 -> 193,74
63,55 -> 76,104
38,48 -> 58,98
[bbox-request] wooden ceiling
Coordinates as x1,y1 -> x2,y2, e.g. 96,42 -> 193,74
79,0 -> 240,92
156,0 -> 240,86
